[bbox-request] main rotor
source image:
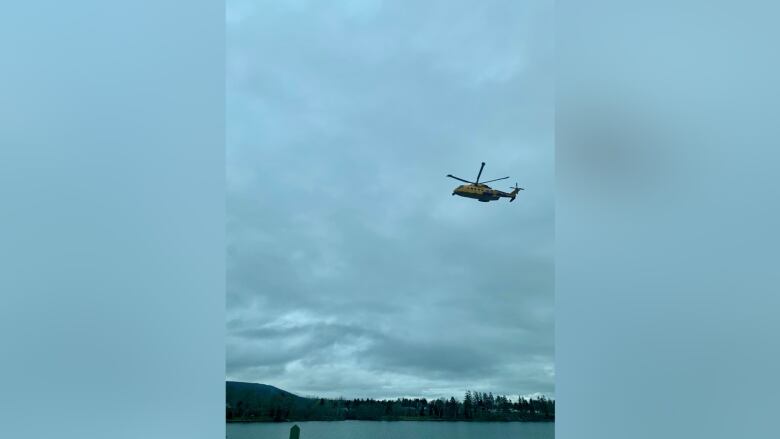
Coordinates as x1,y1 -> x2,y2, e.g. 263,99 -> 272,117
446,162 -> 509,186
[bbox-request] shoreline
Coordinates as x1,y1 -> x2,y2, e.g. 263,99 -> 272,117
227,419 -> 554,424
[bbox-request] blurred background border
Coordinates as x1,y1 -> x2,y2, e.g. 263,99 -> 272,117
2,1 -> 779,438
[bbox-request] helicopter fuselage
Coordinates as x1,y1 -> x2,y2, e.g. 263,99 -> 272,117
453,184 -> 509,202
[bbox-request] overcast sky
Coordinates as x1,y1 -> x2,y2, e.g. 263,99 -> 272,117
226,0 -> 553,400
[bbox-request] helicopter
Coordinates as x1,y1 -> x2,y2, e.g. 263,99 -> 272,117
447,162 -> 524,202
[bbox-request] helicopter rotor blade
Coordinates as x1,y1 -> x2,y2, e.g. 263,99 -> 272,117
480,176 -> 509,184
446,174 -> 474,184
475,162 -> 486,184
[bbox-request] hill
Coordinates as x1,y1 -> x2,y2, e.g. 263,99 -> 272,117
226,381 -> 306,405
226,381 -> 312,421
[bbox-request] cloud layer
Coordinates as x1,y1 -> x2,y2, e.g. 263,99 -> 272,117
227,0 -> 554,400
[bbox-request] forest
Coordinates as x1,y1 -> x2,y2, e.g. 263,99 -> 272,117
227,383 -> 554,423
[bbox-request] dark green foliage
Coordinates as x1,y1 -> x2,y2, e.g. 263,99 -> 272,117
227,382 -> 554,422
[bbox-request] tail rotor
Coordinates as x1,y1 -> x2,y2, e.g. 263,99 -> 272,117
509,182 -> 524,202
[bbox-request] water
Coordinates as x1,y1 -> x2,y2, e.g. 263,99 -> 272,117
227,421 -> 554,439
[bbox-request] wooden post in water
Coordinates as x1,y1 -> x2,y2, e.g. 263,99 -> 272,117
289,424 -> 300,439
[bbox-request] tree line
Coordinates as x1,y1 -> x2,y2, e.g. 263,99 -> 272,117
227,390 -> 554,422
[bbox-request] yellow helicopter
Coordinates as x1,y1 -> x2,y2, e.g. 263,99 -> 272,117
447,162 -> 524,202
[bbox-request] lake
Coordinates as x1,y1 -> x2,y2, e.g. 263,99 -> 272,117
227,421 -> 554,439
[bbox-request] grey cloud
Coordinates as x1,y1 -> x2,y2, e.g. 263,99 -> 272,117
227,0 -> 554,400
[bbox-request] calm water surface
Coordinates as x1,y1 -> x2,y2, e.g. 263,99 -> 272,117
227,421 -> 554,439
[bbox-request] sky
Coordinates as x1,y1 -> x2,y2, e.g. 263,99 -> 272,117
226,0 -> 554,401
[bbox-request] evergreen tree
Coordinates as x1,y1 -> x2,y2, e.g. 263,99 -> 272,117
463,391 -> 474,419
